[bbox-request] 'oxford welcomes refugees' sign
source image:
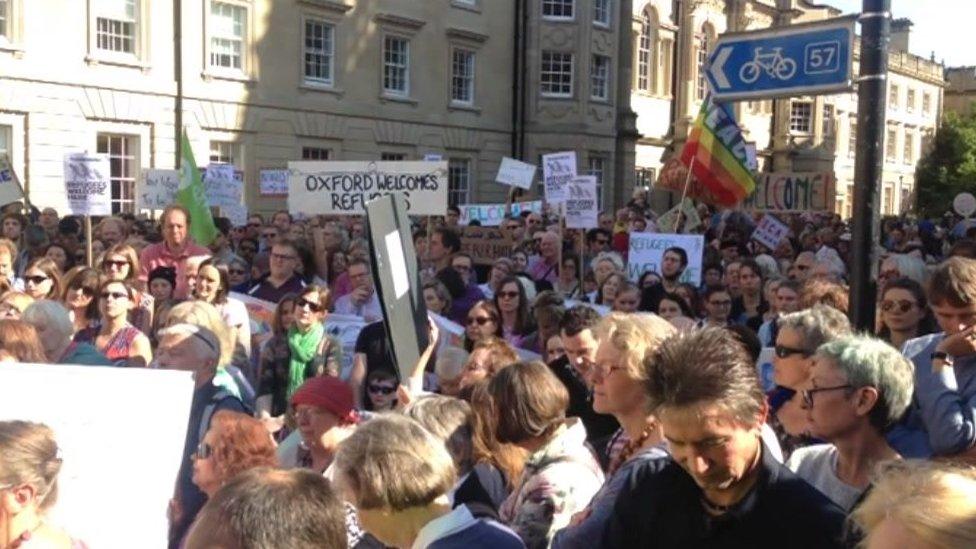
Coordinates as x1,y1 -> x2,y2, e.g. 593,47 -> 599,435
288,161 -> 448,216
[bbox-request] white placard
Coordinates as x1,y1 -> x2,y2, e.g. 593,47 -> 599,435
288,161 -> 448,216
259,169 -> 289,196
64,152 -> 111,216
542,151 -> 577,204
627,233 -> 705,286
222,203 -> 249,227
495,157 -> 537,190
752,214 -> 791,251
423,153 -> 443,162
954,192 -> 976,218
385,230 -> 409,299
203,164 -> 244,208
0,363 -> 195,549
459,200 -> 543,226
565,176 -> 598,229
745,143 -> 758,173
138,169 -> 180,210
0,153 -> 25,205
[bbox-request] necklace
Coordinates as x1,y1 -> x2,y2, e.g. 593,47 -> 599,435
608,424 -> 654,476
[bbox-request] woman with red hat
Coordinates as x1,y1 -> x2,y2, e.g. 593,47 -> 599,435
280,375 -> 359,473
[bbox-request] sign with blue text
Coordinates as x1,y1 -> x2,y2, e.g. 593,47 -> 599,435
706,16 -> 856,101
627,233 -> 705,286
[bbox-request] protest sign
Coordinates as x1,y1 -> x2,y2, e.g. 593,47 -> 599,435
745,143 -> 758,173
203,163 -> 244,208
627,233 -> 705,285
259,168 -> 289,196
325,313 -> 369,378
542,151 -> 577,204
752,214 -> 791,251
460,226 -> 514,265
231,292 -> 276,334
0,363 -> 194,549
222,203 -> 249,227
63,152 -> 111,216
495,157 -> 537,190
137,169 -> 180,210
0,153 -> 25,205
742,172 -> 835,211
423,153 -> 443,162
565,176 -> 598,229
657,204 -> 682,234
680,198 -> 702,231
288,161 -> 448,216
459,200 -> 543,226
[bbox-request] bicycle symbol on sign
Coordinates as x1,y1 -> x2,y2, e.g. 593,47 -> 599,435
739,47 -> 797,83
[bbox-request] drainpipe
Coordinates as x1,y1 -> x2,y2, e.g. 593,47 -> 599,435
174,0 -> 183,169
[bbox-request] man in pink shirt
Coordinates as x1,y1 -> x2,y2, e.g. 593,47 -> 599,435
139,204 -> 212,299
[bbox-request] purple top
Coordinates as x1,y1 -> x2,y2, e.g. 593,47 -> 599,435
449,284 -> 486,325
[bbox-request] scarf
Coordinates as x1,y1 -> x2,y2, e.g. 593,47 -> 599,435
287,323 -> 325,400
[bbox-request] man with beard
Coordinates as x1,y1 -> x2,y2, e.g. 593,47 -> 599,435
639,246 -> 688,312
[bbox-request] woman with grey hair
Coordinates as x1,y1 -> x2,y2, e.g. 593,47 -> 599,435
22,300 -> 111,365
786,334 -> 914,510
587,252 -> 624,303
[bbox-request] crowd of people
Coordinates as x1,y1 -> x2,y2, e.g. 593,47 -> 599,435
2,193 -> 976,548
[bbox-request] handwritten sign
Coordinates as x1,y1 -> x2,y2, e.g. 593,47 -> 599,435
259,169 -> 289,196
542,151 -> 577,204
0,153 -> 25,206
0,363 -> 195,549
460,226 -> 515,265
63,152 -> 111,216
565,176 -> 598,229
495,157 -> 537,190
752,214 -> 791,251
627,233 -> 705,286
743,172 -> 835,211
288,161 -> 448,216
459,200 -> 543,226
137,169 -> 180,210
203,164 -> 244,208
680,199 -> 702,231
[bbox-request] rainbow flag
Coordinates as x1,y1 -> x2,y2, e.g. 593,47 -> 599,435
679,96 -> 756,206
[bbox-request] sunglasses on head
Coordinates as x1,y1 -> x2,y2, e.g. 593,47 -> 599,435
24,275 -> 48,285
774,344 -> 812,359
882,300 -> 916,313
194,442 -> 213,460
466,316 -> 492,326
296,297 -> 323,312
368,384 -> 396,395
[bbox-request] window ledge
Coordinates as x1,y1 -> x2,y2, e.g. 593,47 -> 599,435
85,54 -> 151,72
0,41 -> 25,57
300,82 -> 344,96
296,0 -> 353,13
542,16 -> 576,23
593,22 -> 611,30
202,70 -> 257,86
451,1 -> 481,13
540,94 -> 575,101
448,102 -> 481,114
590,97 -> 611,104
380,93 -> 418,105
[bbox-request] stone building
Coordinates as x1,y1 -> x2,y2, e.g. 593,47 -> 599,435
945,66 -> 976,118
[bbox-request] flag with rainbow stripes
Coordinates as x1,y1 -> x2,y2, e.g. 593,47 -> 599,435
679,96 -> 756,207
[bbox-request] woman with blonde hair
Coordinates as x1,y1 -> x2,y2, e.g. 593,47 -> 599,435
0,318 -> 48,363
100,243 -> 153,334
0,291 -> 34,320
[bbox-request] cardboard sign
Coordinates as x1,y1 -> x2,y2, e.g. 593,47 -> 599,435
542,151 -> 577,204
565,176 -> 598,229
627,233 -> 705,286
259,169 -> 289,196
288,161 -> 448,216
64,152 -> 111,216
0,153 -> 25,206
460,226 -> 515,265
0,363 -> 195,549
743,172 -> 835,211
495,157 -> 537,190
138,169 -> 180,210
203,163 -> 244,208
752,214 -> 791,251
459,200 -> 543,226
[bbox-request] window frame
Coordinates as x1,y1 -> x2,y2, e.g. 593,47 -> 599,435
302,16 -> 336,88
789,100 -> 813,134
885,127 -> 898,163
906,88 -> 916,113
888,83 -> 899,109
447,157 -> 472,206
593,0 -> 611,28
586,155 -> 608,210
542,0 -> 574,21
590,54 -> 610,102
450,48 -> 476,106
85,0 -> 150,67
922,91 -> 932,115
204,0 -> 253,79
637,10 -> 654,92
903,130 -> 914,164
540,50 -> 574,98
382,34 -> 411,98
848,117 -> 857,158
301,146 -> 331,161
96,133 -> 140,215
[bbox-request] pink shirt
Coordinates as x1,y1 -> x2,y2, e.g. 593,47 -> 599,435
139,240 -> 212,299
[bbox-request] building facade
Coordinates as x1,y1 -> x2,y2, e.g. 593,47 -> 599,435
0,0 -> 636,215
945,66 -> 976,118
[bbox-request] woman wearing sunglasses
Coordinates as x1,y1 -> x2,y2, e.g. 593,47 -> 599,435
191,410 -> 278,499
786,334 -> 914,511
100,243 -> 154,335
195,258 -> 252,372
22,257 -> 61,301
493,276 -> 537,351
877,277 -> 936,351
73,279 -> 152,367
463,300 -> 503,352
60,266 -> 100,334
364,369 -> 399,412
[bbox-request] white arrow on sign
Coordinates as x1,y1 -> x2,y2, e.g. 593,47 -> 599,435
709,46 -> 733,89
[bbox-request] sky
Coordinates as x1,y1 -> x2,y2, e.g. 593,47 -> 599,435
820,0 -> 975,67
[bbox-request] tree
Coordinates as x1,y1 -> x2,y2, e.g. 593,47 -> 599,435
915,110 -> 976,218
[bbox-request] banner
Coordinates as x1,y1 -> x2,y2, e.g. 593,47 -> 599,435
0,153 -> 25,206
177,131 -> 219,245
542,151 -> 577,204
0,363 -> 195,549
288,161 -> 448,216
459,200 -> 543,226
260,169 -> 289,196
63,152 -> 111,216
742,172 -> 836,211
137,169 -> 180,210
627,233 -> 705,285
752,214 -> 790,251
203,164 -> 244,208
460,226 -> 514,265
495,157 -> 537,190
565,176 -> 598,229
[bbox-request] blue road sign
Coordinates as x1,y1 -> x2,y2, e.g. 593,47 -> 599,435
706,16 -> 856,101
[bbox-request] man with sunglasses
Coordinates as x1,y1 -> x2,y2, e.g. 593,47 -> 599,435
247,237 -> 307,304
244,214 -> 263,240
139,205 -> 212,300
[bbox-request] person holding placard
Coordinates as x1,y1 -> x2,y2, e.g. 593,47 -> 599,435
139,205 -> 212,300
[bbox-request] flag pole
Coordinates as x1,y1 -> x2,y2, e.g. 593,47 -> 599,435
675,156 -> 695,233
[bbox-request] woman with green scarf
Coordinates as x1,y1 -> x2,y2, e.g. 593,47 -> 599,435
256,285 -> 343,423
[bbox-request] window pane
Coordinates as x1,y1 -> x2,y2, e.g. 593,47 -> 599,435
591,55 -> 609,100
451,49 -> 475,103
789,101 -> 812,133
302,147 -> 330,160
541,51 -> 573,96
96,133 -> 137,214
303,19 -> 334,83
383,36 -> 409,95
638,12 -> 652,91
0,124 -> 10,159
586,156 -> 606,210
211,2 -> 245,69
593,0 -> 610,25
448,158 -> 470,206
96,0 -> 137,54
381,152 -> 405,161
542,0 -> 574,18
0,0 -> 7,39
209,141 -> 235,165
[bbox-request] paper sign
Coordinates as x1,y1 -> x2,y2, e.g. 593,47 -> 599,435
203,164 -> 244,208
565,176 -> 598,229
752,214 -> 790,251
627,233 -> 705,285
423,153 -> 443,162
459,200 -> 543,226
0,363 -> 195,549
542,151 -> 577,204
495,157 -> 537,190
222,204 -> 249,227
460,226 -> 515,265
742,172 -> 836,211
260,169 -> 289,196
288,161 -> 448,216
657,205 -> 683,234
138,169 -> 180,210
0,153 -> 25,205
64,152 -> 111,216
232,292 -> 276,334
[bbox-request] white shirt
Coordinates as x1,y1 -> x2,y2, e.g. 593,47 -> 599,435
411,504 -> 478,549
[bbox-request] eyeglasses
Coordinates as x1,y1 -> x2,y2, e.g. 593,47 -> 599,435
296,297 -> 323,312
801,384 -> 853,408
497,291 -> 519,300
24,275 -> 49,285
100,291 -> 129,301
595,238 -> 610,245
193,442 -> 214,460
590,363 -> 627,380
73,286 -> 96,297
774,344 -> 812,359
882,300 -> 917,313
368,384 -> 397,395
102,260 -> 128,270
466,316 -> 493,326
271,253 -> 295,261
